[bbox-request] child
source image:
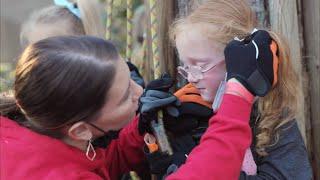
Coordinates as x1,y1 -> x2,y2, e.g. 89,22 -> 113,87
169,0 -> 312,179
19,0 -> 145,87
20,0 -> 105,48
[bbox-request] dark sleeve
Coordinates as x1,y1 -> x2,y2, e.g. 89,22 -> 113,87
239,120 -> 313,180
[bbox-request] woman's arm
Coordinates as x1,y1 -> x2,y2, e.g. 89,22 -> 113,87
239,121 -> 312,180
104,116 -> 146,179
167,94 -> 252,180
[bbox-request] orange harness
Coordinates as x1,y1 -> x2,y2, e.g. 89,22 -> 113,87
174,83 -> 212,109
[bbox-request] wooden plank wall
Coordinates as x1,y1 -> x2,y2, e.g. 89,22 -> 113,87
302,0 -> 320,178
143,0 -> 154,82
268,0 -> 307,142
158,0 -> 177,81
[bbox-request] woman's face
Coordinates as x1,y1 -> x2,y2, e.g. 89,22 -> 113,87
176,28 -> 226,102
90,59 -> 143,136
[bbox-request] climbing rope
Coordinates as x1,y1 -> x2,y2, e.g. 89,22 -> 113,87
148,0 -> 173,155
126,0 -> 133,62
105,0 -> 113,40
149,0 -> 161,79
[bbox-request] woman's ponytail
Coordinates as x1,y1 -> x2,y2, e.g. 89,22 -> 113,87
0,91 -> 27,123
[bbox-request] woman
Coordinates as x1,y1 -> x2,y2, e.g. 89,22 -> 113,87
1,36 -> 145,179
169,0 -> 312,179
0,31 -> 276,179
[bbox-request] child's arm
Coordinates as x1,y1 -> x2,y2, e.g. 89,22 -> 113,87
104,116 -> 146,179
239,121 -> 312,179
167,94 -> 252,180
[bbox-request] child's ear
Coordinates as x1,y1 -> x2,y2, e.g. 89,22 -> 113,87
68,121 -> 93,141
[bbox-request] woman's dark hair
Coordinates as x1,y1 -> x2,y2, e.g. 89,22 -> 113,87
0,36 -> 119,138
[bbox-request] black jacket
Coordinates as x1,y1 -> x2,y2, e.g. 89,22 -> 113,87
145,102 -> 313,180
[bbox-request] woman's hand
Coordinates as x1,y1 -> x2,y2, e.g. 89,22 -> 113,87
127,61 -> 145,88
138,74 -> 180,135
224,30 -> 278,96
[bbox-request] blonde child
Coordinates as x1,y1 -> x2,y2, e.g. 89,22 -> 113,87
170,0 -> 312,178
20,0 -> 105,48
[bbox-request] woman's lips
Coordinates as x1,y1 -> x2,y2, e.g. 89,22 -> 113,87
134,103 -> 139,111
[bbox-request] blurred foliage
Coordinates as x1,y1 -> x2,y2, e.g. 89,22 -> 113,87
0,62 -> 15,92
102,0 -> 143,56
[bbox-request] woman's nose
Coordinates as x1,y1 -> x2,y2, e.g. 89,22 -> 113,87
132,80 -> 143,101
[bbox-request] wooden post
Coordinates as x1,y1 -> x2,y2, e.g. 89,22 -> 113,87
105,0 -> 113,40
158,0 -> 177,82
248,0 -> 268,27
177,0 -> 193,18
268,0 -> 307,142
126,0 -> 133,62
144,0 -> 154,82
302,0 -> 320,177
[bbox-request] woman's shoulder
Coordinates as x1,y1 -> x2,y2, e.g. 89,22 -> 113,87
43,168 -> 104,180
0,115 -> 14,126
1,116 -> 108,179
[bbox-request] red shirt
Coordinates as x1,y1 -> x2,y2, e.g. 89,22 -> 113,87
1,94 -> 252,180
1,116 -> 145,179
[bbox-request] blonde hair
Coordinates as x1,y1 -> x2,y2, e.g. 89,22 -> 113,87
20,0 -> 105,47
170,0 -> 300,156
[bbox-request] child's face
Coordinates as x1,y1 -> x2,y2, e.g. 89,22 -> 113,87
176,27 -> 226,102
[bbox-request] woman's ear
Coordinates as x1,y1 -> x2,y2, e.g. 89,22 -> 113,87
67,121 -> 93,141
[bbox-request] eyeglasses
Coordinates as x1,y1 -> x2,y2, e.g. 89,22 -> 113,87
177,60 -> 224,80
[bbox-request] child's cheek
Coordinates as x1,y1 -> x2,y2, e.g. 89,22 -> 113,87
199,75 -> 222,102
200,67 -> 226,102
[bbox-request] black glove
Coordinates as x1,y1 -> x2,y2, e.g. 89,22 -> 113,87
164,102 -> 213,136
170,135 -> 196,166
224,30 -> 278,96
144,135 -> 196,176
143,146 -> 173,175
127,61 -> 145,88
138,74 -> 180,135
